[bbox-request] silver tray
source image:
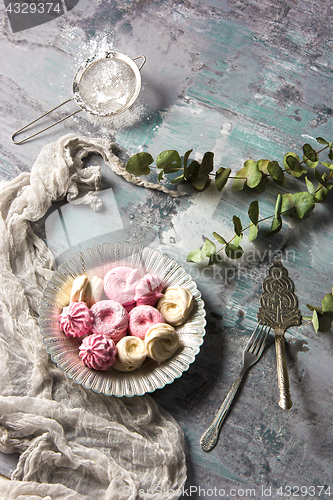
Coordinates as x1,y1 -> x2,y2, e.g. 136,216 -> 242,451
39,242 -> 206,397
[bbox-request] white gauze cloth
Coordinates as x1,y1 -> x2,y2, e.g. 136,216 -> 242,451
0,134 -> 186,500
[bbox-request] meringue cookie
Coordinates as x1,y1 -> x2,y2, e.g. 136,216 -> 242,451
79,333 -> 117,370
70,275 -> 104,307
90,300 -> 128,343
134,274 -> 164,307
113,336 -> 147,372
144,323 -> 180,362
103,266 -> 141,309
157,286 -> 194,326
128,305 -> 164,339
59,301 -> 93,338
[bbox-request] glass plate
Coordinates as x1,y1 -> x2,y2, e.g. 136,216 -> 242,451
39,242 -> 206,397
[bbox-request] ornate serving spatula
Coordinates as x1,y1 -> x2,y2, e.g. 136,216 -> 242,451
257,261 -> 302,410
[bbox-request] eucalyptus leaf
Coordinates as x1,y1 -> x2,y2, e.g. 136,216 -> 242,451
156,150 -> 181,173
245,160 -> 262,188
312,310 -> 319,334
268,161 -> 285,185
274,193 -> 282,218
199,152 -> 214,178
158,170 -> 164,182
283,152 -> 306,178
200,238 -> 217,259
232,170 -> 247,192
314,169 -> 327,187
171,174 -> 185,184
233,215 -> 242,236
291,192 -> 315,218
190,165 -> 209,190
215,167 -> 231,191
305,177 -> 315,195
225,243 -> 244,259
303,155 -> 318,169
316,137 -> 329,145
281,193 -> 295,214
248,223 -> 258,242
233,234 -> 243,247
257,159 -> 270,175
303,143 -> 318,162
315,185 -> 328,202
186,248 -> 202,263
306,303 -> 323,313
183,149 -> 193,179
270,216 -> 282,233
317,311 -> 333,333
213,232 -> 227,245
248,200 -> 259,225
187,160 -> 199,177
321,293 -> 333,313
255,175 -> 269,193
126,152 -> 154,175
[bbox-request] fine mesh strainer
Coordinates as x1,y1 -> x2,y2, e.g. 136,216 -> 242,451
12,51 -> 146,144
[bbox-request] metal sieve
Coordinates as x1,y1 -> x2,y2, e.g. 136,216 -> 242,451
12,51 -> 146,144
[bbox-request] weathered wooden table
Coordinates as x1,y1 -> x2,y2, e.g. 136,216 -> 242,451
1,0 -> 332,498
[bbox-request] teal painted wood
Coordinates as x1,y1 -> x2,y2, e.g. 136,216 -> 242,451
1,0 -> 333,496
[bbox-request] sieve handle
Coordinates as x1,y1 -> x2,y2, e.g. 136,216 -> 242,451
11,98 -> 81,145
132,55 -> 146,71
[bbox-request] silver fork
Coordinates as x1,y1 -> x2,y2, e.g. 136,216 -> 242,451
200,322 -> 271,452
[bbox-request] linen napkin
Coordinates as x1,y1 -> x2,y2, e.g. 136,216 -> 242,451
0,134 -> 186,499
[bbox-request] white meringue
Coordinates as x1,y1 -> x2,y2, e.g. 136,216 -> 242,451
144,323 -> 180,362
157,286 -> 194,326
70,275 -> 103,307
113,336 -> 147,372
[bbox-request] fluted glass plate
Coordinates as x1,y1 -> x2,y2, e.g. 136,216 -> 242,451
39,242 -> 206,397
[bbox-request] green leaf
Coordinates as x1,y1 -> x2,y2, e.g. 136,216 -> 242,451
312,310 -> 319,334
306,303 -> 323,313
233,234 -> 243,247
183,149 -> 193,179
186,160 -> 199,177
225,243 -> 244,259
281,193 -> 295,214
232,160 -> 262,191
270,216 -> 282,233
321,293 -> 333,313
233,215 -> 242,236
156,150 -> 181,173
158,170 -> 164,182
283,152 -> 306,178
268,161 -> 285,185
200,238 -> 217,259
314,169 -> 328,187
305,177 -> 315,195
303,154 -> 318,169
189,162 -> 209,190
215,167 -> 231,191
274,193 -> 282,218
257,159 -> 270,175
291,192 -> 315,218
171,174 -> 185,184
244,159 -> 262,188
255,175 -> 269,193
198,152 -> 214,178
126,152 -> 154,175
213,232 -> 227,245
186,248 -> 202,263
248,200 -> 259,225
314,185 -> 328,202
303,143 -> 318,163
316,311 -> 333,333
248,223 -> 258,242
316,137 -> 329,145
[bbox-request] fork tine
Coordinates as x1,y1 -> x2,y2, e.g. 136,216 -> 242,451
252,324 -> 270,357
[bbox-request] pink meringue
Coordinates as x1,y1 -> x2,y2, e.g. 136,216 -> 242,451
79,333 -> 117,370
90,300 -> 128,343
103,266 -> 141,310
134,274 -> 164,307
128,305 -> 164,340
59,301 -> 93,338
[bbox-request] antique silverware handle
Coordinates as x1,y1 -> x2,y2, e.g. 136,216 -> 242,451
275,335 -> 292,410
200,369 -> 244,452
